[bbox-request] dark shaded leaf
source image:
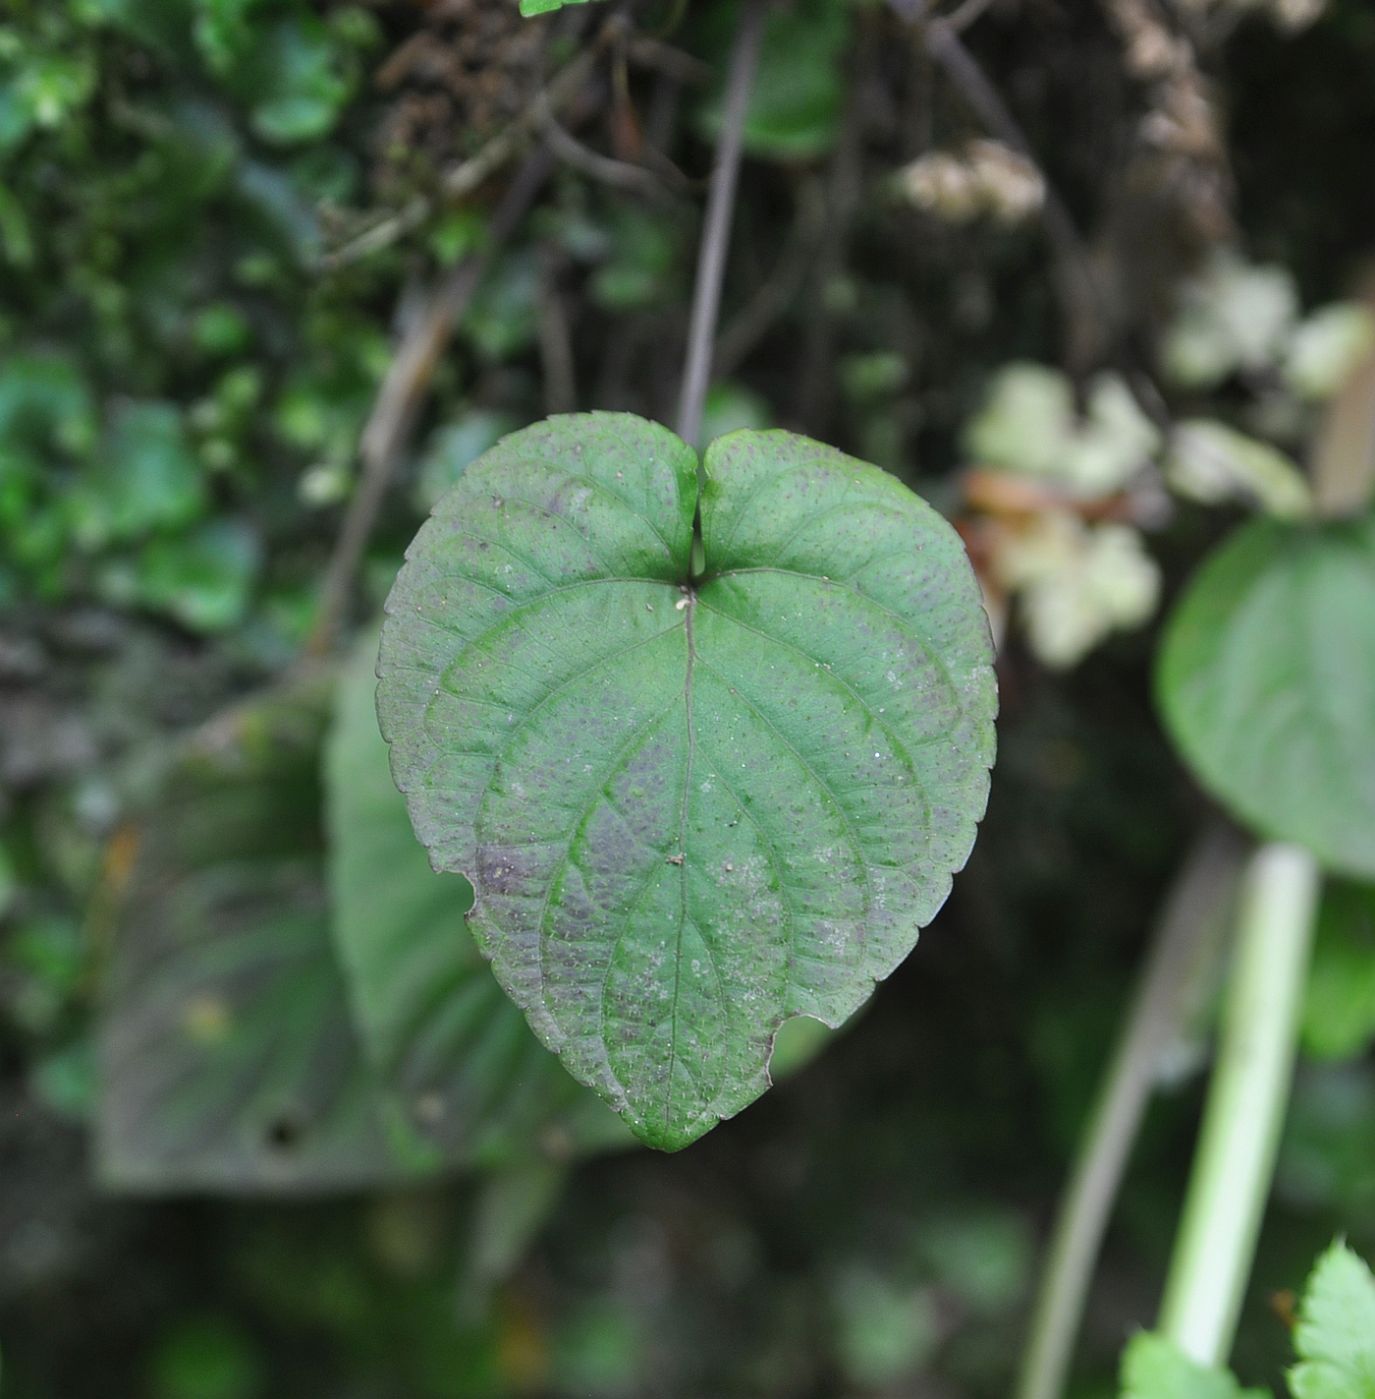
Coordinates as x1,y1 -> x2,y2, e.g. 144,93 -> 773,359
97,679 -> 437,1193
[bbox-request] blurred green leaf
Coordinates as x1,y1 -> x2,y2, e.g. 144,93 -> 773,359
0,837 -> 15,920
462,252 -> 539,362
551,1299 -> 644,1396
244,17 -> 354,146
150,1314 -> 265,1399
70,402 -> 206,549
520,0 -> 605,17
700,382 -> 771,442
1278,1064 -> 1375,1217
130,519 -> 261,633
457,1160 -> 568,1316
4,913 -> 86,1036
1157,511 -> 1375,877
698,0 -> 849,160
30,1037 -> 97,1120
831,1268 -> 940,1387
326,627 -> 633,1166
192,0 -> 261,75
1301,882 -> 1375,1061
97,678 -> 440,1193
192,303 -> 253,357
767,1013 -> 834,1080
0,351 -> 97,456
1119,1332 -> 1269,1399
590,206 -> 682,313
839,351 -> 908,403
914,1208 -> 1032,1312
1289,1241 -> 1375,1399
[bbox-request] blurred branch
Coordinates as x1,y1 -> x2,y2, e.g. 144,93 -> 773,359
675,0 -> 767,446
715,180 -> 827,377
538,249 -> 577,416
795,23 -> 866,435
539,108 -> 683,198
626,34 -> 713,85
305,152 -> 553,658
938,0 -> 999,32
1014,822 -> 1246,1399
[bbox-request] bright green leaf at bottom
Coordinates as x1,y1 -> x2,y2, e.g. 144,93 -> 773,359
378,413 -> 996,1150
1119,1333 -> 1269,1399
1290,1241 -> 1375,1399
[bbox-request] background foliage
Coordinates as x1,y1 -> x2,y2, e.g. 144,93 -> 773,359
3,0 -> 1375,1395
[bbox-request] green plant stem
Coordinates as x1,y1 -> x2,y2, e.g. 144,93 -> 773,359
1013,825 -> 1245,1399
1157,841 -> 1321,1367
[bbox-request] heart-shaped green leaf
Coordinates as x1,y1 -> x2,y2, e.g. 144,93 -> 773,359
1157,511 -> 1375,878
378,413 -> 996,1149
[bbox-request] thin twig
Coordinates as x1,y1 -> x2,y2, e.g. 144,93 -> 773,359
674,0 -> 767,446
940,0 -> 999,33
714,180 -> 827,377
539,108 -> 681,198
626,34 -> 713,85
796,23 -> 866,436
1014,822 -> 1246,1399
537,250 -> 577,416
305,152 -> 553,657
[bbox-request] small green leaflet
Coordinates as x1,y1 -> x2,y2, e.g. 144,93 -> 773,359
378,413 -> 997,1150
1290,1241 -> 1375,1399
1119,1332 -> 1269,1399
1156,511 -> 1375,878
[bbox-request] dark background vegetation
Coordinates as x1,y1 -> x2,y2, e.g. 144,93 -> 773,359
3,1 -> 1374,1395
